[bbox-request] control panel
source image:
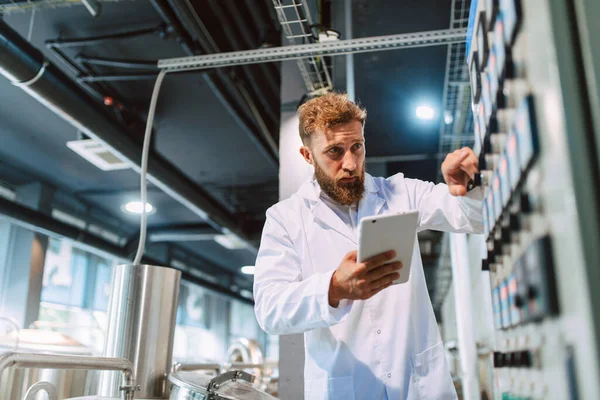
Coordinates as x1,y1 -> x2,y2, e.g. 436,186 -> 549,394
466,0 -> 600,398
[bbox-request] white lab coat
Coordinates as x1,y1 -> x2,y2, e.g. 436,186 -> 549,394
254,173 -> 483,399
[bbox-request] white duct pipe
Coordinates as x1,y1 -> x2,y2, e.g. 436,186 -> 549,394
344,0 -> 355,102
449,233 -> 480,400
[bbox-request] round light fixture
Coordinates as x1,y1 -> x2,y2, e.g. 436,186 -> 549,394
122,201 -> 155,215
416,105 -> 435,120
444,111 -> 454,125
241,266 -> 255,275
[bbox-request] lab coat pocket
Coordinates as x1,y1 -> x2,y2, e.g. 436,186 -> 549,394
304,376 -> 355,400
411,342 -> 457,400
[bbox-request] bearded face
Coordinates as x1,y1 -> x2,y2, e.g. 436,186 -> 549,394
314,158 -> 365,205
299,120 -> 367,206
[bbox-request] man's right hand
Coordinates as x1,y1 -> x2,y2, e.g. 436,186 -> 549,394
328,250 -> 402,307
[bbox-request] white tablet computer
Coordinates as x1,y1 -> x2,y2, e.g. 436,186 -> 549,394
357,210 -> 419,285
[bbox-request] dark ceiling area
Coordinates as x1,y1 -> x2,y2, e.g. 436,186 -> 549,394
0,0 -> 459,304
351,0 -> 452,177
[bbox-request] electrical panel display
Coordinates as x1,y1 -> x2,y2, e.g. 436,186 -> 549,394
463,0 -> 598,398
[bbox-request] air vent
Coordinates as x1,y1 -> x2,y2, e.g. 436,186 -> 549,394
66,139 -> 130,171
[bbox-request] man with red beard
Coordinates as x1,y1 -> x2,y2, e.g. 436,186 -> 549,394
254,93 -> 482,400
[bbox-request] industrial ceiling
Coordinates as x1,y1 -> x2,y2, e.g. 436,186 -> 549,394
0,0 -> 471,312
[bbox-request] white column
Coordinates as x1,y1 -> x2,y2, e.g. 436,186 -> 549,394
450,233 -> 480,400
277,58 -> 315,397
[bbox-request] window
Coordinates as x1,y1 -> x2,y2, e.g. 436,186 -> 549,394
37,238 -> 118,354
173,283 -> 228,363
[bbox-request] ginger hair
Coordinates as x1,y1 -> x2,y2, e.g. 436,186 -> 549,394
297,93 -> 367,145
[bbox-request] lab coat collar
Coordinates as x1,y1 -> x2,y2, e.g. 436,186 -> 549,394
297,174 -> 385,244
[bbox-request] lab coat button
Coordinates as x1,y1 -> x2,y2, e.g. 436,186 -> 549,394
387,373 -> 392,378
377,329 -> 381,334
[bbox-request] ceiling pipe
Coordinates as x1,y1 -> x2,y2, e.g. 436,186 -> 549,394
0,19 -> 258,251
0,196 -> 254,304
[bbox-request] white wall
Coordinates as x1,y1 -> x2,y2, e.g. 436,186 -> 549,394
279,111 -> 313,201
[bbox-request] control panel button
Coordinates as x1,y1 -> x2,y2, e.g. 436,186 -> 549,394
509,212 -> 521,231
525,236 -> 560,321
514,257 -> 529,322
514,96 -> 540,173
506,131 -> 521,190
494,17 -> 507,80
486,189 -> 497,233
519,350 -> 532,368
493,173 -> 504,221
514,294 -> 524,309
499,154 -> 512,208
482,72 -> 494,123
508,273 -> 520,326
519,191 -> 532,214
493,284 -> 503,329
500,279 -> 511,329
494,351 -> 505,367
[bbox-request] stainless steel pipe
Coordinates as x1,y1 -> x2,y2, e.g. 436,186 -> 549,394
99,264 -> 181,399
0,352 -> 136,400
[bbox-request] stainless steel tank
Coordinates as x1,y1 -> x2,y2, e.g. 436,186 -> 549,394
98,264 -> 181,399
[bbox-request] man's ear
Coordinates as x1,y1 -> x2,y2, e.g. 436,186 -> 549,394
299,146 -> 313,165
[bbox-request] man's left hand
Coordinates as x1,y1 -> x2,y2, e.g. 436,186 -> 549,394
441,147 -> 479,196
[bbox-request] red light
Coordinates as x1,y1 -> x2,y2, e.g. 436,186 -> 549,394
104,96 -> 114,106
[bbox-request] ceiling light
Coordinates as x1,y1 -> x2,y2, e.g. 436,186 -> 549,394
416,105 -> 435,120
214,234 -> 246,250
444,111 -> 454,125
241,266 -> 255,275
122,201 -> 154,215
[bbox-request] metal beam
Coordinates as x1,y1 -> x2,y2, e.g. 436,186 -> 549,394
75,55 -> 159,70
46,25 -> 165,48
77,73 -> 160,82
159,28 -> 467,71
0,19 -> 257,250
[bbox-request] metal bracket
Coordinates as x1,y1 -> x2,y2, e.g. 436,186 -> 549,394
158,28 -> 467,72
206,370 -> 255,398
